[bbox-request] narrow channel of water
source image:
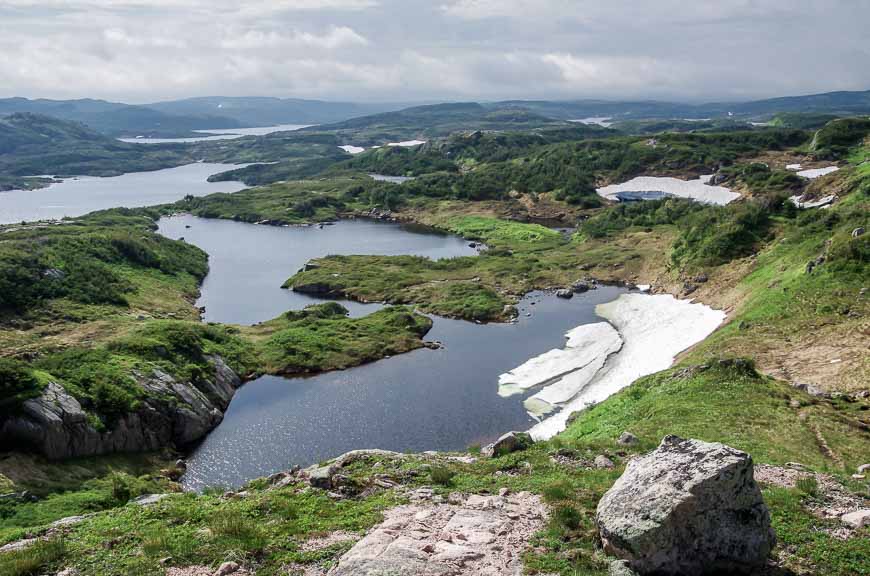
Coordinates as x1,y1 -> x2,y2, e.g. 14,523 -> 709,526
118,124 -> 311,144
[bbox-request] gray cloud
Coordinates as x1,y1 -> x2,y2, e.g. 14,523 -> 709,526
0,0 -> 867,103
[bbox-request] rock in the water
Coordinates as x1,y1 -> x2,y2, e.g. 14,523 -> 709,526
572,281 -> 591,293
482,431 -> 533,458
841,509 -> 870,529
618,432 -> 639,446
596,435 -> 774,575
556,289 -> 574,299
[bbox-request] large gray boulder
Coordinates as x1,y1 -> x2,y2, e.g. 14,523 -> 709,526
596,435 -> 774,575
0,355 -> 241,459
481,431 -> 533,458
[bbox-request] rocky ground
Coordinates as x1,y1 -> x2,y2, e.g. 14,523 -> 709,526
327,489 -> 546,576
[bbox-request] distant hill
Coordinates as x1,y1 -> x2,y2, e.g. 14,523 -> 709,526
0,113 -> 192,180
146,96 -> 408,127
305,102 -> 569,145
499,89 -> 870,121
0,97 -> 241,137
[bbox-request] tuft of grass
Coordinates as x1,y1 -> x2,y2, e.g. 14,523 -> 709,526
0,538 -> 65,576
796,476 -> 819,498
428,466 -> 456,487
208,510 -> 267,552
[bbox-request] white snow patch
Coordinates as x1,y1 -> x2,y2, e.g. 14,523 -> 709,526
786,163 -> 803,171
596,175 -> 740,206
530,293 -> 725,440
796,166 -> 839,179
387,140 -> 426,147
569,117 -> 613,127
339,145 -> 365,154
789,194 -> 837,209
636,284 -> 651,293
498,323 -> 622,399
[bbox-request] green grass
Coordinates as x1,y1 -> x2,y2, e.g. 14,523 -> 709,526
244,303 -> 433,374
766,487 -> 870,575
0,537 -> 66,576
561,359 -> 870,470
445,216 -> 562,246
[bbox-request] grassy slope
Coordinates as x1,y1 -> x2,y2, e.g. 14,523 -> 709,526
5,361 -> 866,576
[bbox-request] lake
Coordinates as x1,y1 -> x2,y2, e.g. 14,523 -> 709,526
160,215 -> 624,490
118,124 -> 311,144
157,215 -> 479,325
181,288 -> 623,491
0,163 -> 246,224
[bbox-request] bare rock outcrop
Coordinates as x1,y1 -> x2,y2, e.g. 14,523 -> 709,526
328,491 -> 546,576
596,435 -> 774,575
0,355 -> 240,459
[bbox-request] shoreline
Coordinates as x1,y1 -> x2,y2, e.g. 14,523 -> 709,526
530,293 -> 726,440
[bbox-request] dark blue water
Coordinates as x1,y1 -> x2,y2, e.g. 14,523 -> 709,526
158,215 -> 478,325
155,215 -> 624,490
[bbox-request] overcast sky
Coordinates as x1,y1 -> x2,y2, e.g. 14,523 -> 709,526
1,0 -> 868,104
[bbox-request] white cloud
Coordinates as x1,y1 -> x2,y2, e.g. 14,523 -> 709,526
1,0 -> 379,10
222,26 -> 368,50
0,0 -> 868,102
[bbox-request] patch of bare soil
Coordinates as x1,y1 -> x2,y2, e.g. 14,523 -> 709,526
326,490 -> 547,576
299,530 -> 360,552
166,566 -> 251,576
755,464 -> 869,538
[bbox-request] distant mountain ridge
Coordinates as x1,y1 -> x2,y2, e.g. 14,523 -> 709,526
2,89 -> 867,139
145,96 -> 409,127
499,89 -> 870,121
0,97 -> 241,138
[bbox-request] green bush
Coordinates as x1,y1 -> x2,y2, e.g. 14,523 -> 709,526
672,202 -> 772,267
0,358 -> 44,411
35,349 -> 142,427
429,466 -> 456,486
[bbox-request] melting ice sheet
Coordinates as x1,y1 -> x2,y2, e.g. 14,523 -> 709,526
596,175 -> 740,205
528,293 -> 726,440
795,166 -> 839,179
498,322 -> 622,417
